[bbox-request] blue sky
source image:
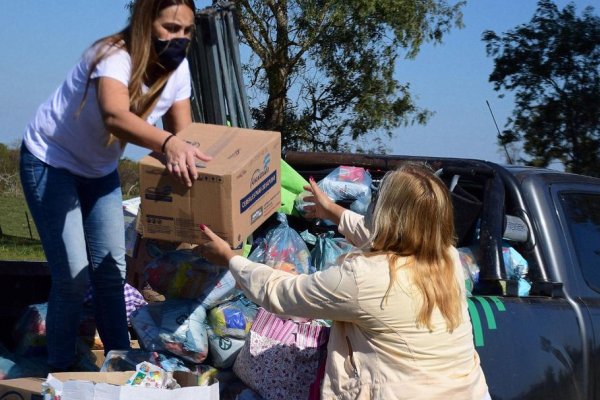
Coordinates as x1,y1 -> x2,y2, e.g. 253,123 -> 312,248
0,1 -> 596,166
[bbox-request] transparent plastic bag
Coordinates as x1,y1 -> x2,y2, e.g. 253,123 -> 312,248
207,296 -> 259,339
319,166 -> 372,202
502,243 -> 531,296
144,249 -> 239,308
130,299 -> 209,363
248,213 -> 313,274
295,166 -> 373,221
311,232 -> 355,272
458,247 -> 480,296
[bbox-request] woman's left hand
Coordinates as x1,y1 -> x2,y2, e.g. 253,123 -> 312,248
194,224 -> 236,267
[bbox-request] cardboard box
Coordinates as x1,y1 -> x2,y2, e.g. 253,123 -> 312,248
138,123 -> 281,248
0,371 -> 219,400
0,377 -> 44,400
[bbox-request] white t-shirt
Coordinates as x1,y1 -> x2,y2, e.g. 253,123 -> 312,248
23,44 -> 191,178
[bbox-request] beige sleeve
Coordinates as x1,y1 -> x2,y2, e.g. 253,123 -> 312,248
229,255 -> 361,321
338,209 -> 371,247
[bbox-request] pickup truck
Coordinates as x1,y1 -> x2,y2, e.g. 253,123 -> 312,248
2,151 -> 600,400
284,151 -> 600,400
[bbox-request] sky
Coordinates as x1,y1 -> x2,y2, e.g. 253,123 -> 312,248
0,0 -> 597,167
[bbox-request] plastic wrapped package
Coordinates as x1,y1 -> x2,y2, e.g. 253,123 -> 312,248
122,197 -> 141,257
126,361 -> 178,389
130,300 -> 209,364
319,166 -> 372,201
207,297 -> 259,339
458,244 -> 531,297
11,303 -> 47,358
311,232 -> 355,272
502,243 -> 531,297
248,213 -> 313,274
144,249 -> 239,307
349,192 -> 372,215
101,349 -> 192,372
206,324 -> 246,369
293,190 -> 317,218
295,166 -> 373,221
457,247 -> 480,296
0,341 -> 48,379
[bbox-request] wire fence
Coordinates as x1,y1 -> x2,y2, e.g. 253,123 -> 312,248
0,199 -> 40,240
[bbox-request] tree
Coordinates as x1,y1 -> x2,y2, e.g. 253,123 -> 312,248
0,143 -> 21,197
483,0 -> 600,176
118,158 -> 140,198
234,0 -> 465,152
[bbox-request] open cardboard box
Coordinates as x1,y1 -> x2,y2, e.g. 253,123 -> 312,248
138,123 -> 281,248
0,371 -> 218,400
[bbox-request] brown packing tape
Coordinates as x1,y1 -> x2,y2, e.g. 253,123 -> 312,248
195,129 -> 237,168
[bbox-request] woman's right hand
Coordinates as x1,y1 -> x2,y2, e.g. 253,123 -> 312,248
303,177 -> 346,224
164,135 -> 212,187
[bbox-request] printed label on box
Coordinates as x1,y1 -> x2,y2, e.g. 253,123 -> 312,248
240,171 -> 277,213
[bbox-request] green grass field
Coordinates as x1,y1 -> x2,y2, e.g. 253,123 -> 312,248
0,195 -> 45,260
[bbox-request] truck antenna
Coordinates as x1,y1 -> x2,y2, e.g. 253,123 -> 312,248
486,100 -> 513,165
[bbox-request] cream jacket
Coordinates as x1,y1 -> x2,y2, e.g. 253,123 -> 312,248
229,210 -> 489,400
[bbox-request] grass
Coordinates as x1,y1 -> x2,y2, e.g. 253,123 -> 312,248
0,234 -> 45,261
0,195 -> 45,261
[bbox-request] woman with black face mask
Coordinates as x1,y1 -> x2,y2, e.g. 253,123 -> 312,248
19,0 -> 209,372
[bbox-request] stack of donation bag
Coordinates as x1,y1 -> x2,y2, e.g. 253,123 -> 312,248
116,166 -> 369,399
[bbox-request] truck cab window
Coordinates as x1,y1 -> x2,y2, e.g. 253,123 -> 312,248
559,192 -> 600,293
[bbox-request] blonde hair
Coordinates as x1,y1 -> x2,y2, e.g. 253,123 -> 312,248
369,162 -> 461,331
79,0 -> 196,145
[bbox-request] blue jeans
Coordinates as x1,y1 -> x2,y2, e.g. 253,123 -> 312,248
19,144 -> 130,369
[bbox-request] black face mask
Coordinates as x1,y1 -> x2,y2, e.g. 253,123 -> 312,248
153,37 -> 190,72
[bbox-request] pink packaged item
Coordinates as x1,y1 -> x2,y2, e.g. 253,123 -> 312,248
233,308 -> 330,400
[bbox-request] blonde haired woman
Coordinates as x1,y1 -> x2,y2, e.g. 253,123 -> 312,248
20,0 -> 210,371
201,163 -> 490,399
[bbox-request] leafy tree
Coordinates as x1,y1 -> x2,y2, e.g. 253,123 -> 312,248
483,0 -> 600,176
234,0 -> 465,152
125,1 -> 464,152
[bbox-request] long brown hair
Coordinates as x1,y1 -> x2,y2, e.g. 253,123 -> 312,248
80,0 -> 196,143
369,162 -> 461,332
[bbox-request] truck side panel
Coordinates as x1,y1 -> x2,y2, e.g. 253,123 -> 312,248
471,296 -> 586,400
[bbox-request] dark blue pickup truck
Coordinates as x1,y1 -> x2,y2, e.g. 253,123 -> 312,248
2,151 -> 600,400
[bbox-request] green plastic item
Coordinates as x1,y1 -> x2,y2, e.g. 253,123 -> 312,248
278,159 -> 309,215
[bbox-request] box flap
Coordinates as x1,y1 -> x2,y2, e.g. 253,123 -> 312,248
0,376 -> 45,395
139,123 -> 280,175
51,371 -> 133,385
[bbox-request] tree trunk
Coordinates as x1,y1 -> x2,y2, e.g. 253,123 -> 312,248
263,65 -> 288,132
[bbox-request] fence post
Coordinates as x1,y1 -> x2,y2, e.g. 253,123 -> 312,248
25,211 -> 33,239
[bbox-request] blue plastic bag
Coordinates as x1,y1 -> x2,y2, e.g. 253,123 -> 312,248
311,232 -> 355,272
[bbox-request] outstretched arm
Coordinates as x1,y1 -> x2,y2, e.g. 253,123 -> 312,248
95,76 -> 211,187
197,224 -> 361,321
304,177 -> 372,247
